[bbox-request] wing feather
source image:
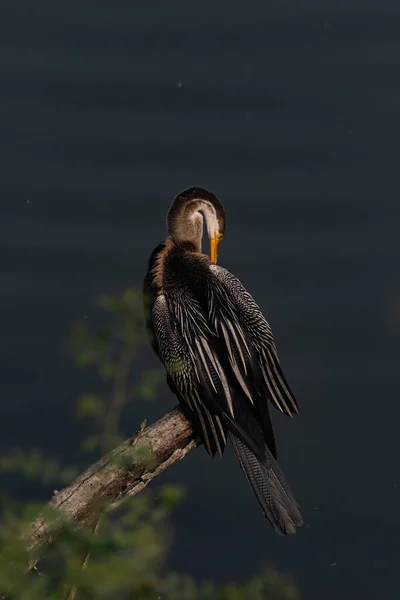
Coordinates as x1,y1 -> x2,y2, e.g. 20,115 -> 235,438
151,294 -> 228,457
147,253 -> 298,461
208,264 -> 299,417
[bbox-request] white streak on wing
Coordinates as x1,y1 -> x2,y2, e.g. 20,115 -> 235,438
268,340 -> 280,361
230,317 -> 251,356
199,337 -> 234,417
219,321 -> 253,404
225,319 -> 248,374
205,410 -> 223,456
215,415 -> 226,445
219,321 -> 234,364
265,347 -> 297,412
190,390 -> 213,455
193,389 -> 223,456
187,345 -> 200,382
258,358 -> 284,413
262,349 -> 292,415
194,337 -> 218,393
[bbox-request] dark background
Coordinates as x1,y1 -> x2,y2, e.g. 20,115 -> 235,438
1,1 -> 400,598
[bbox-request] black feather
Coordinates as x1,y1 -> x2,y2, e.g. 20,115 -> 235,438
143,228 -> 302,534
230,433 -> 303,535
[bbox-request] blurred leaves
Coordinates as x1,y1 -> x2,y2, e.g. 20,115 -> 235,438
69,289 -> 163,454
135,369 -> 165,402
75,393 -> 106,420
0,287 -> 300,599
0,448 -> 78,485
68,288 -> 146,377
159,484 -> 186,512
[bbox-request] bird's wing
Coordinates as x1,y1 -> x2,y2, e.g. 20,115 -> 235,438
150,287 -> 270,461
150,292 -> 230,457
206,264 -> 299,417
143,242 -> 169,360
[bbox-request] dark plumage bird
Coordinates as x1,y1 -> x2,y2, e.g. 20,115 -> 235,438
143,187 -> 303,535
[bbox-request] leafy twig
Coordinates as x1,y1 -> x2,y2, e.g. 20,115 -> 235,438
19,408 -> 197,572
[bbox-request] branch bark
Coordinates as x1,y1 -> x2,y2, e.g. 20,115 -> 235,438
22,407 -> 197,569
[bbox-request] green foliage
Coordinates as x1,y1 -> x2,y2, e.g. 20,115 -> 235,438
0,289 -> 300,599
0,449 -> 78,485
69,287 -> 163,454
135,370 -> 165,402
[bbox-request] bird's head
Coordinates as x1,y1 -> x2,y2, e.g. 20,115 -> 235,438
167,186 -> 225,264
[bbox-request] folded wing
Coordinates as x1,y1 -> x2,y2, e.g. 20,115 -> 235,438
207,264 -> 299,418
150,286 -> 273,463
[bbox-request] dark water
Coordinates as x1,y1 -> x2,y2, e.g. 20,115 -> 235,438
1,1 -> 400,598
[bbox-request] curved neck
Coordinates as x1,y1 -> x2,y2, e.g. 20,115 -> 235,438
167,199 -> 220,250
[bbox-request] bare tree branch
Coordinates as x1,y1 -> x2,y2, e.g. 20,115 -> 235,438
23,407 -> 197,570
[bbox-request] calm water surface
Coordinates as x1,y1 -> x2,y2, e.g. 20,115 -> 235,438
1,1 -> 400,598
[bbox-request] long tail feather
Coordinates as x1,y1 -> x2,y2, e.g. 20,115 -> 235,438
230,433 -> 303,535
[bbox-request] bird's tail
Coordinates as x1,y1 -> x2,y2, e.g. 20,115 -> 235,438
229,433 -> 303,535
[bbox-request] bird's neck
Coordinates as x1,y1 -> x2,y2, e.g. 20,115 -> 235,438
170,238 -> 201,255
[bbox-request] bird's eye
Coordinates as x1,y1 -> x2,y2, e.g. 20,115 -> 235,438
217,233 -> 224,242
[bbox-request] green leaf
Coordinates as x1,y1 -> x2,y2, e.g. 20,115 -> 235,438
159,484 -> 186,511
135,368 -> 164,401
81,435 -> 101,453
76,393 -> 106,419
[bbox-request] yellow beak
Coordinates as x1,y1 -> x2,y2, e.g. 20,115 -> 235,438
210,234 -> 221,264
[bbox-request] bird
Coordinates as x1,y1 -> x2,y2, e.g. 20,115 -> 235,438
143,186 -> 303,535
